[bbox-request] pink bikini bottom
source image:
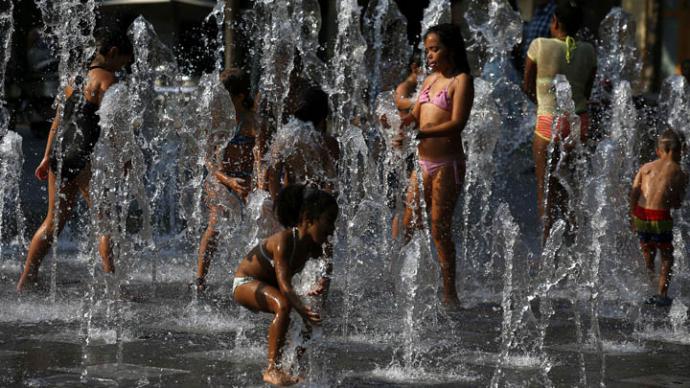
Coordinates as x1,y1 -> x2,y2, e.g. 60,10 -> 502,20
418,158 -> 464,186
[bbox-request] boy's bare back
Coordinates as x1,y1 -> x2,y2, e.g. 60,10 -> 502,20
634,159 -> 687,210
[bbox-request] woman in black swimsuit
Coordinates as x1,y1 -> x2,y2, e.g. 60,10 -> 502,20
17,28 -> 133,292
195,68 -> 265,292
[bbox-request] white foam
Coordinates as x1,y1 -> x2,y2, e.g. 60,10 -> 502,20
366,365 -> 479,384
0,299 -> 81,323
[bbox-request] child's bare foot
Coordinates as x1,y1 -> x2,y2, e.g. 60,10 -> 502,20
442,293 -> 461,307
263,366 -> 300,386
195,277 -> 206,294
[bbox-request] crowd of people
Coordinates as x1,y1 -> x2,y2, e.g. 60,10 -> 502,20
13,0 -> 688,385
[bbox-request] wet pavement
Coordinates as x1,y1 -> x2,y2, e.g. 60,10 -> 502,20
3,126 -> 690,386
1,253 -> 690,387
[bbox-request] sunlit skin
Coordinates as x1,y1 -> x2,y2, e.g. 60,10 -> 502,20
523,14 -> 596,244
394,62 -> 421,115
395,32 -> 474,306
233,206 -> 337,386
16,47 -> 132,293
630,145 -> 688,298
195,92 -> 263,292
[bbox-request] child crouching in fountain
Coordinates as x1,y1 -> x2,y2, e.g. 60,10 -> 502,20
232,184 -> 338,386
630,129 -> 688,307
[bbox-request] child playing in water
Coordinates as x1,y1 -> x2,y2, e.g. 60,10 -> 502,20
396,23 -> 474,306
232,184 -> 338,386
195,68 -> 264,293
631,129 -> 688,307
267,85 -> 339,298
17,27 -> 133,292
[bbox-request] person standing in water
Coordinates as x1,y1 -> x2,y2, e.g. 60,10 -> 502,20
17,27 -> 133,292
267,85 -> 339,296
523,0 -> 596,243
397,23 -> 474,306
631,129 -> 688,307
232,184 -> 338,386
195,68 -> 264,293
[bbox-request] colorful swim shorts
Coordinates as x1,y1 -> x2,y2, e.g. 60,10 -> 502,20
633,205 -> 674,251
535,112 -> 590,142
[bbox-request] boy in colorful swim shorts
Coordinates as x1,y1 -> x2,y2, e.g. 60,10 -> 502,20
630,129 -> 688,306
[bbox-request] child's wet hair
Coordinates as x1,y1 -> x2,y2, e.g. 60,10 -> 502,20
94,26 -> 133,57
294,86 -> 330,129
658,128 -> 685,153
554,0 -> 583,36
274,184 -> 338,228
220,68 -> 254,110
424,23 -> 471,75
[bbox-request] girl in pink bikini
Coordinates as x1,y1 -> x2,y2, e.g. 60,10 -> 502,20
397,23 -> 474,305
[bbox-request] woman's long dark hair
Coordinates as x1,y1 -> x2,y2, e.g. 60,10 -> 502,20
94,26 -> 133,57
554,0 -> 583,36
425,23 -> 471,75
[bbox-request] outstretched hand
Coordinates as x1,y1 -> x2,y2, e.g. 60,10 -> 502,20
392,130 -> 406,149
306,277 -> 330,296
301,306 -> 321,325
400,112 -> 415,128
35,158 -> 50,180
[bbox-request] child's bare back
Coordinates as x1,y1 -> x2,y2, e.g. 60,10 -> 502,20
634,159 -> 687,211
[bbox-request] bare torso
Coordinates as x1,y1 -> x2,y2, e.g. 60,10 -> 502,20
636,159 -> 687,210
417,74 -> 465,161
221,115 -> 258,178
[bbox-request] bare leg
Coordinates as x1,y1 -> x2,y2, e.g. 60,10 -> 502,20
401,170 -> 424,243
532,136 -> 549,236
641,243 -> 656,286
391,214 -> 400,240
234,281 -> 299,386
76,166 -> 114,273
195,206 -> 220,291
17,171 -> 80,292
427,164 -> 462,305
658,248 -> 674,298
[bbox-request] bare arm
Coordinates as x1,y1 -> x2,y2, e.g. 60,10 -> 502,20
267,162 -> 283,202
34,86 -> 75,180
417,74 -> 474,139
213,170 -> 248,197
395,81 -> 415,112
523,57 -> 537,104
630,170 -> 642,226
670,171 -> 688,209
273,233 -> 320,323
400,76 -> 433,129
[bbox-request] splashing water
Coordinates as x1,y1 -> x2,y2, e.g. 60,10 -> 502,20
4,1 -> 690,386
596,7 -> 641,91
364,0 -> 410,107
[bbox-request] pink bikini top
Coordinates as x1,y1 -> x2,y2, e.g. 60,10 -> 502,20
418,77 -> 453,111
